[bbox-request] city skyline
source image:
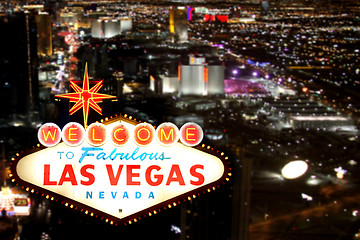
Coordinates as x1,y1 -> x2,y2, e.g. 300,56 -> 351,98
0,0 -> 359,239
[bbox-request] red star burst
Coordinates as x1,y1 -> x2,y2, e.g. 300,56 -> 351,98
55,63 -> 117,128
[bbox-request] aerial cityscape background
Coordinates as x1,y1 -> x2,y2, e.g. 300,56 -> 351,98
0,0 -> 360,239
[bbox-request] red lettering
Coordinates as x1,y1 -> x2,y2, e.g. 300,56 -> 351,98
166,164 -> 185,185
145,165 -> 163,186
106,165 -> 124,186
80,164 -> 95,185
190,165 -> 205,185
58,164 -> 78,185
43,164 -> 57,185
127,165 -> 140,185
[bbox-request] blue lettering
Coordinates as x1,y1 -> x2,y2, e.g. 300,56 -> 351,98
121,152 -> 131,160
96,152 -> 106,160
78,147 -> 170,163
66,151 -> 74,159
86,191 -> 93,199
139,152 -> 148,161
79,147 -> 102,163
57,151 -> 64,159
148,192 -> 155,199
135,192 -> 141,199
111,191 -> 117,199
123,191 -> 129,199
106,149 -> 117,160
130,147 -> 140,160
99,191 -> 104,199
158,152 -> 170,160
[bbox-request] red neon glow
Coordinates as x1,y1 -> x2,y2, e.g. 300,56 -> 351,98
86,123 -> 107,146
203,67 -> 208,83
111,124 -> 130,146
180,122 -> 203,147
62,122 -> 85,147
55,63 -> 117,128
134,123 -> 155,146
204,14 -> 228,23
156,122 -> 179,146
37,123 -> 61,147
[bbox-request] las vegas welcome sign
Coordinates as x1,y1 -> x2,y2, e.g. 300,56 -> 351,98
10,115 -> 230,225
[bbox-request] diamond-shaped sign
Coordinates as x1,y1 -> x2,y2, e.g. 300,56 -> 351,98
10,116 -> 229,225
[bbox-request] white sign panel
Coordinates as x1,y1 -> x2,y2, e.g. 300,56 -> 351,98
11,116 -> 229,225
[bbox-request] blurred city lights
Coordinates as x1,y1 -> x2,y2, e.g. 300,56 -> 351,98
281,160 -> 308,179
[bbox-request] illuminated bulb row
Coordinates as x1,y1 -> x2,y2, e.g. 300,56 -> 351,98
9,115 -> 232,226
200,144 -> 232,182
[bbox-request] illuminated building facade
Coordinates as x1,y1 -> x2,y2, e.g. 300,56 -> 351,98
91,19 -> 103,38
35,12 -> 52,56
179,55 -> 224,96
207,65 -> 225,95
91,18 -> 133,38
169,6 -> 188,42
161,75 -> 179,94
120,18 -> 132,32
104,19 -> 120,38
